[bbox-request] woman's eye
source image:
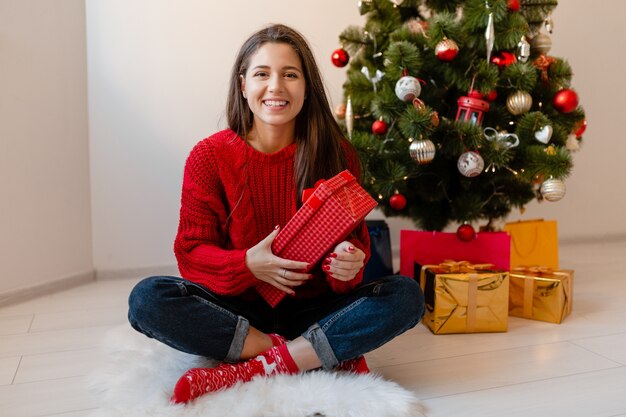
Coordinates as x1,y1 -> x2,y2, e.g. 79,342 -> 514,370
285,73 -> 298,79
254,72 -> 268,77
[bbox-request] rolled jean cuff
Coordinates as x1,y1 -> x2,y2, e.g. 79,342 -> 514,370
224,316 -> 249,363
302,322 -> 339,370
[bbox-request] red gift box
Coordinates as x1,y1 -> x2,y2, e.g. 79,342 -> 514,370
257,170 -> 378,307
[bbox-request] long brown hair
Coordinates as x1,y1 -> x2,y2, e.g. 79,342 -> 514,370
227,24 -> 349,206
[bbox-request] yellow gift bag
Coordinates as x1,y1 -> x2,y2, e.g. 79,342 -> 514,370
504,219 -> 558,269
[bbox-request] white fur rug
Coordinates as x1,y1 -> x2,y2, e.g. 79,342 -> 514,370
87,325 -> 426,417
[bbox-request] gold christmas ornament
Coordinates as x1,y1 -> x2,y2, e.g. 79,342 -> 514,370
506,91 -> 533,115
409,138 -> 436,164
531,33 -> 552,55
540,178 -> 566,202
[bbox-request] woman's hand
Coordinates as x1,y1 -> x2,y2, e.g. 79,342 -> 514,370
245,227 -> 311,295
323,241 -> 365,282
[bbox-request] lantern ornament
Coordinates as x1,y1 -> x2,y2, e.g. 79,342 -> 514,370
455,90 -> 490,125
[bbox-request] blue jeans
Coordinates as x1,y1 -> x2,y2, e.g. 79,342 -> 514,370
128,275 -> 424,370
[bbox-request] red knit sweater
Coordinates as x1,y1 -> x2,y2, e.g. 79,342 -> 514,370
174,129 -> 370,305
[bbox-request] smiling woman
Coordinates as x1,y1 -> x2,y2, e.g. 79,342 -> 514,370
240,43 -> 307,153
126,23 -> 424,405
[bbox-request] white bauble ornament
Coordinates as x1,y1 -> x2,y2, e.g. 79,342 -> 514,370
457,151 -> 485,177
409,138 -> 436,164
540,178 -> 566,201
395,76 -> 421,101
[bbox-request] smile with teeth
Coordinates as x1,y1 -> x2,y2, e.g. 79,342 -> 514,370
263,100 -> 288,107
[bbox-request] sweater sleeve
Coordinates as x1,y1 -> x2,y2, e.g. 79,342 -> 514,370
174,142 -> 258,295
324,140 -> 371,294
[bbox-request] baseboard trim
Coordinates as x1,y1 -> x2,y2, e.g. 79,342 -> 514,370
0,270 -> 96,308
96,264 -> 179,281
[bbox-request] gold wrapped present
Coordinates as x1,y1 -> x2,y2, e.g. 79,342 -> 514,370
417,260 -> 509,334
509,266 -> 573,324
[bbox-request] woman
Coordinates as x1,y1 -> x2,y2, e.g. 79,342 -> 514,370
128,24 -> 424,404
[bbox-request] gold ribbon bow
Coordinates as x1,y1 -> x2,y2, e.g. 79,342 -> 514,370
419,260 -> 494,289
512,266 -> 554,276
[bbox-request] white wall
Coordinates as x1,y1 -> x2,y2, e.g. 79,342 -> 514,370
85,0 -> 624,275
0,0 -> 93,296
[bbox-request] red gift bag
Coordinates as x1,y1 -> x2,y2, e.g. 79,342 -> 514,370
258,170 -> 377,307
400,230 -> 510,277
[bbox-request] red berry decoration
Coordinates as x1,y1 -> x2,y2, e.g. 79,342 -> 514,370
574,119 -> 587,137
372,119 -> 388,135
331,48 -> 350,67
507,0 -> 521,12
553,88 -> 579,113
485,90 -> 498,102
389,194 -> 407,210
456,223 -> 476,242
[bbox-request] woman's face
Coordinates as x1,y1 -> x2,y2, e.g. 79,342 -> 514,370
240,42 -> 307,135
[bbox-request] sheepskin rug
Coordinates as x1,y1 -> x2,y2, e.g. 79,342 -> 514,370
87,325 -> 426,417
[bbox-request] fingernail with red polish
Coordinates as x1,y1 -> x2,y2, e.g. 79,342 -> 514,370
274,225 -> 280,230
322,265 -> 330,271
348,246 -> 355,251
324,258 -> 331,265
330,253 -> 338,258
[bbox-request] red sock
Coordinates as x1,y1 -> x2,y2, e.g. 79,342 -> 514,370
268,333 -> 287,346
335,355 -> 370,374
171,344 -> 299,403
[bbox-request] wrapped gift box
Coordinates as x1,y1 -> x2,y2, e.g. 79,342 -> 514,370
509,267 -> 573,324
258,170 -> 377,307
416,260 -> 509,334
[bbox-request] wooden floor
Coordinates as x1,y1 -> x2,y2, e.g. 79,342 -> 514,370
1,239 -> 625,416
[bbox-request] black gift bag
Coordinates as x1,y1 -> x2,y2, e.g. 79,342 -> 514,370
363,220 -> 393,283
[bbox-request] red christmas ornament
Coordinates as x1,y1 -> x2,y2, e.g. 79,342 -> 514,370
456,223 -> 476,242
507,0 -> 521,12
331,48 -> 350,67
371,119 -> 388,135
389,194 -> 407,210
553,89 -> 579,113
435,38 -> 459,61
491,51 -> 517,68
485,90 -> 498,102
574,119 -> 587,137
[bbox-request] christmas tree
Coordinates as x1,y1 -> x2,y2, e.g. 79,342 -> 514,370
332,0 -> 586,232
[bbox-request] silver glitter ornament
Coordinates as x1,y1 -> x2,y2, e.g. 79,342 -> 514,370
540,178 -> 566,202
409,138 -> 436,164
